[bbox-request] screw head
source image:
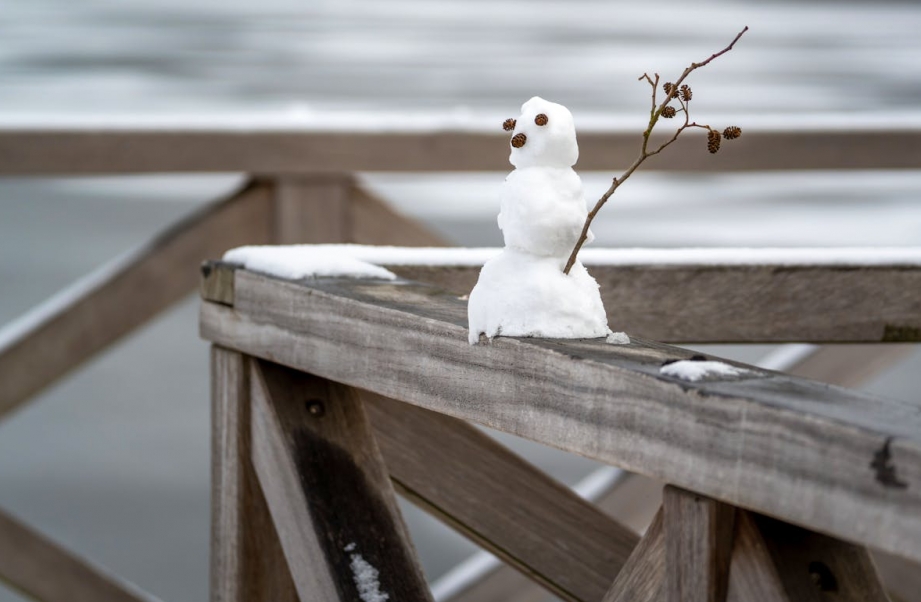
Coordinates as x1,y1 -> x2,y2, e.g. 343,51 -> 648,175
306,399 -> 325,417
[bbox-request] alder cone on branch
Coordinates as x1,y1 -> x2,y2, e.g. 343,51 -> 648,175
723,126 -> 742,140
707,129 -> 721,153
661,106 -> 677,118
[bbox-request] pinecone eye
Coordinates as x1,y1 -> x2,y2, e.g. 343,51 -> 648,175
511,133 -> 527,148
503,118 -> 517,131
534,113 -> 549,126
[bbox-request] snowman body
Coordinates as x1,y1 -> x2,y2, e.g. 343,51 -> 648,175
467,97 -> 609,343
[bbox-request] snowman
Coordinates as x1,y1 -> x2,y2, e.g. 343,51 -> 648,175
467,97 -> 616,344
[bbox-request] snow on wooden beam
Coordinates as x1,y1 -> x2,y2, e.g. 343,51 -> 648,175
212,246 -> 921,343
199,267 -> 921,566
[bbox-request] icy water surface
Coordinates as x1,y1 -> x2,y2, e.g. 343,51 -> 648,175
1,2 -> 921,601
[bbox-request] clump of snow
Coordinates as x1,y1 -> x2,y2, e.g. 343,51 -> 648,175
344,544 -> 390,602
606,331 -> 631,345
660,360 -> 748,382
467,250 -> 609,343
499,166 -> 591,257
508,97 -> 579,168
223,245 -> 396,280
468,97 -> 610,344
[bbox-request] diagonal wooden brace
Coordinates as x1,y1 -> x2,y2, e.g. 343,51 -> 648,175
248,358 -> 432,602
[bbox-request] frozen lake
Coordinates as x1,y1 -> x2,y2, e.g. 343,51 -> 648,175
1,1 -> 920,600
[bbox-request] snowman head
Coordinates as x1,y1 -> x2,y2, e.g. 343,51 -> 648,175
505,96 -> 579,168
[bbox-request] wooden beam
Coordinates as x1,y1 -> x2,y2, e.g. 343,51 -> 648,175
0,506 -> 156,602
248,359 -> 432,601
386,263 -> 921,343
199,270 -> 921,563
663,486 -> 736,602
2,128 -> 920,174
273,175 -> 351,244
603,510 -> 665,602
0,181 -> 274,421
210,347 -> 297,602
444,344 -> 914,602
363,392 -> 639,602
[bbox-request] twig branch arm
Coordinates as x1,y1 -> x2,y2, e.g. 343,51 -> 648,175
562,26 -> 749,275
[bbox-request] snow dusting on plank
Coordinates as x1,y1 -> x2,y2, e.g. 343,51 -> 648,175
224,244 -> 921,276
223,245 -> 397,280
660,360 -> 748,382
344,543 -> 390,602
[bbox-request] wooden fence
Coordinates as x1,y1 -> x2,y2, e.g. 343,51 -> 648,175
0,122 -> 919,601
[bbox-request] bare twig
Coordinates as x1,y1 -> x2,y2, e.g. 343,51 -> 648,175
563,26 -> 748,274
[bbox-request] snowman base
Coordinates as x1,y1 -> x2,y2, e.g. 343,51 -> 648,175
467,249 -> 611,344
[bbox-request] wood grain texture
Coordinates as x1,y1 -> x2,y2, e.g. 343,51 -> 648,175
363,392 -> 638,602
0,506 -> 154,602
0,181 -> 273,421
384,264 -> 921,343
349,185 -> 449,247
210,347 -> 298,602
663,486 -> 736,602
198,269 -> 921,563
603,509 -> 665,602
2,128 -> 920,174
248,359 -> 433,602
273,175 -> 351,244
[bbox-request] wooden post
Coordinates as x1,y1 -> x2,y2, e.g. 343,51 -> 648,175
248,359 -> 433,602
663,486 -> 736,602
273,174 -> 352,244
210,346 -> 297,602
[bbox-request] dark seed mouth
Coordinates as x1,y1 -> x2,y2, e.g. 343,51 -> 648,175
511,133 -> 527,148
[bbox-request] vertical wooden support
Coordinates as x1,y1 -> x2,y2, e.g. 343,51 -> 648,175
248,359 -> 433,602
273,175 -> 352,244
663,486 -> 736,602
210,347 -> 297,602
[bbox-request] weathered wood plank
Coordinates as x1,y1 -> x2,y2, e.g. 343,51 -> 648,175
663,486 -> 736,602
0,506 -> 155,602
386,263 -> 921,343
273,175 -> 351,244
199,270 -> 921,563
0,181 -> 274,421
603,510 -> 665,602
363,392 -> 639,602
248,359 -> 432,602
210,347 -> 297,602
447,344 -> 911,602
2,128 -> 920,174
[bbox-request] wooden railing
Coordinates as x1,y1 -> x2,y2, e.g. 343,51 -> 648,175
1,121 -> 920,601
199,261 -> 921,602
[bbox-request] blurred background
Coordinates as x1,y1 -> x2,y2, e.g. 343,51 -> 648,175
1,1 -> 920,600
